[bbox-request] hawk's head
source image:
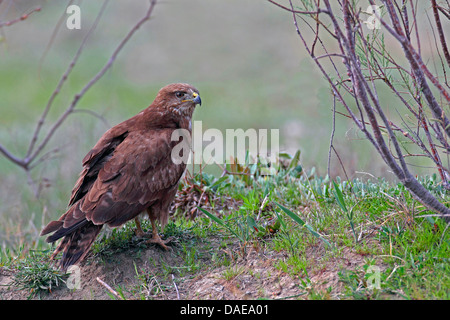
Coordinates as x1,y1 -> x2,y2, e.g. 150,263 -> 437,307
154,83 -> 201,117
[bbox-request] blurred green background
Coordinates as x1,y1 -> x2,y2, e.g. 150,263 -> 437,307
0,1 -> 435,249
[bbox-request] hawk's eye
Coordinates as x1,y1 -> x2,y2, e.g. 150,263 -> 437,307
175,91 -> 186,98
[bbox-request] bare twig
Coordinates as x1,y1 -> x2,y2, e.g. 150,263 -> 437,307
328,93 -> 337,179
171,274 -> 180,300
267,0 -> 328,15
437,4 -> 450,20
0,7 -> 41,28
38,0 -> 76,76
96,277 -> 125,300
378,1 -> 450,106
431,0 -> 450,67
71,109 -> 111,128
0,144 -> 27,168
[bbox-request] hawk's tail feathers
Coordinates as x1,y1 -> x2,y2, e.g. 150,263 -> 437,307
61,223 -> 102,270
46,222 -> 102,270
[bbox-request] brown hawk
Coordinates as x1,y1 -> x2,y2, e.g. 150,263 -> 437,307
41,83 -> 201,270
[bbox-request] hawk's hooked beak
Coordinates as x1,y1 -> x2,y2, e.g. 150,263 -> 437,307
183,92 -> 202,106
192,92 -> 201,106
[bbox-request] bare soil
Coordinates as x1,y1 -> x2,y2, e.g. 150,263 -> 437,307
0,237 -> 376,300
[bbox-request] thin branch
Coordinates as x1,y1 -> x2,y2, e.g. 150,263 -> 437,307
96,277 -> 125,300
0,144 -> 26,168
0,7 -> 41,28
437,4 -> 450,20
332,145 -> 350,181
313,53 -> 347,60
328,93 -> 337,178
38,0 -> 76,77
409,0 -> 421,55
267,0 -> 328,15
71,109 -> 111,128
287,0 -> 378,155
379,1 -> 450,109
171,274 -> 180,300
431,0 -> 450,67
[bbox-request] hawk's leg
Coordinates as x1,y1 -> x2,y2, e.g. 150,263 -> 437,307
144,217 -> 172,251
134,217 -> 145,237
143,208 -> 173,251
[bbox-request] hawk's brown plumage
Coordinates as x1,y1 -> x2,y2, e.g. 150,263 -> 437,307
41,83 -> 201,270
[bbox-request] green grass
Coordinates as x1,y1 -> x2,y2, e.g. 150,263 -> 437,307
185,158 -> 450,299
2,155 -> 449,299
1,249 -> 67,299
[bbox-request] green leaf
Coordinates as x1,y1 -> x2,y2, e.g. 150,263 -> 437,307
288,150 -> 301,171
289,165 -> 303,178
333,180 -> 348,212
247,216 -> 259,232
278,152 -> 293,160
250,162 -> 258,175
275,202 -> 306,226
209,176 -> 229,190
274,202 -> 332,248
198,207 -> 241,240
198,207 -> 226,227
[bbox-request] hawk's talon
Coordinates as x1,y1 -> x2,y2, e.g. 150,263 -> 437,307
145,235 -> 173,251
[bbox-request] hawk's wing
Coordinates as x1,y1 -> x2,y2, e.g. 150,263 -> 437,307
68,125 -> 130,207
81,128 -> 187,227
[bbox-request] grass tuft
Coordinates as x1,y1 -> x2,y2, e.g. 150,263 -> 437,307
4,250 -> 67,299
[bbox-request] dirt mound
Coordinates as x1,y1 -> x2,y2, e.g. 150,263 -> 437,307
0,238 -> 374,300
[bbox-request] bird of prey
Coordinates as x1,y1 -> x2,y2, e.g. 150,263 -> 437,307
41,83 -> 201,270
